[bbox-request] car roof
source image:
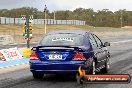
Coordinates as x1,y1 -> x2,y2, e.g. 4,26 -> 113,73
47,30 -> 90,35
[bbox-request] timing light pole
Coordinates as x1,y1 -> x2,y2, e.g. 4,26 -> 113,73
21,15 -> 33,48
26,16 -> 30,48
44,5 -> 47,34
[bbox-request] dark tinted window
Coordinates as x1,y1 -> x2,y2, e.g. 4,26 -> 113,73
92,34 -> 103,47
40,34 -> 83,46
89,34 -> 98,49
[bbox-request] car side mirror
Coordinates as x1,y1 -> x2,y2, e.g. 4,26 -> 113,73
104,42 -> 110,47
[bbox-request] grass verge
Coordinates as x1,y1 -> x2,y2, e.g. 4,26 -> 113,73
0,24 -> 132,43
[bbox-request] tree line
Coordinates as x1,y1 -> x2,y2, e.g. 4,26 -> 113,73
0,7 -> 132,27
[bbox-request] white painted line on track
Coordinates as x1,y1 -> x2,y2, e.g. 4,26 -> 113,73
110,39 -> 132,45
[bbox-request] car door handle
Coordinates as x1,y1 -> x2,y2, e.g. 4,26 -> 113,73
98,46 -> 103,49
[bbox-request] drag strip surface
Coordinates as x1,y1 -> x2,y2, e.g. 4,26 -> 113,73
0,42 -> 132,88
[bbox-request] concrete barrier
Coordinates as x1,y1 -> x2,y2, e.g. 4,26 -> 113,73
0,47 -> 29,68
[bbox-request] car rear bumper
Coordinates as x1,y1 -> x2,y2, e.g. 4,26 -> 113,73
29,60 -> 85,74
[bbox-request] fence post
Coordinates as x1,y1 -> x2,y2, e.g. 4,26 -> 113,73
40,19 -> 41,25
53,19 -> 54,25
9,17 -> 10,25
46,19 -> 48,25
43,19 -> 45,24
34,19 -> 35,25
47,19 -> 48,25
42,19 -> 43,24
61,20 -> 62,25
14,18 -> 15,24
56,20 -> 57,25
18,18 -> 20,24
76,20 -> 77,25
66,20 -> 67,25
5,17 -> 6,24
37,19 -> 38,24
0,17 -> 1,24
43,19 -> 45,25
50,19 -> 51,25
54,20 -> 56,25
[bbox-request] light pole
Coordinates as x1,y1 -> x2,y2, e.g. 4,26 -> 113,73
54,11 -> 56,21
93,14 -> 95,27
44,5 -> 47,34
53,11 -> 56,25
120,10 -> 123,28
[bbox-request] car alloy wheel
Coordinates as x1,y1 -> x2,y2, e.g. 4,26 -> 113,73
92,61 -> 96,74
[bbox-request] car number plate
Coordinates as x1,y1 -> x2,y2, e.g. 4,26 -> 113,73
49,54 -> 62,60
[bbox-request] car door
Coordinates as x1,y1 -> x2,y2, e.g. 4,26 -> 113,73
89,33 -> 100,62
92,34 -> 107,65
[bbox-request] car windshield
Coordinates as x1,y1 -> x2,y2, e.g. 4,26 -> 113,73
40,34 -> 83,46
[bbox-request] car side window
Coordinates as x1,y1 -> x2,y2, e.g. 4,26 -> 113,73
92,34 -> 103,47
89,34 -> 98,49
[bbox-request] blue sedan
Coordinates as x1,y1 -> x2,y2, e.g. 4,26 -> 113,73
29,30 -> 110,79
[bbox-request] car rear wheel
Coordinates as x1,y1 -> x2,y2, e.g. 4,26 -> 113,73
32,72 -> 44,79
89,60 -> 96,74
92,60 -> 96,74
76,73 -> 86,84
102,59 -> 110,73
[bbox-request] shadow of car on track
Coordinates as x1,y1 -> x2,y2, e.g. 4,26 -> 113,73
34,74 -> 77,82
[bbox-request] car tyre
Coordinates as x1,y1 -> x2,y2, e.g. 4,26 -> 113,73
89,60 -> 96,74
102,58 -> 110,73
76,73 -> 85,84
32,72 -> 44,79
92,60 -> 96,74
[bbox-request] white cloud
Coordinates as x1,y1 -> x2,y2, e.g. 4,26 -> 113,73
44,0 -> 132,11
0,0 -> 132,11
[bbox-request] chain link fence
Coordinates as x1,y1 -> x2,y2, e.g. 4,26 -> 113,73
0,29 -> 44,45
0,17 -> 86,45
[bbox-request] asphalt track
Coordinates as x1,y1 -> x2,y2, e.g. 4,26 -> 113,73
0,37 -> 132,88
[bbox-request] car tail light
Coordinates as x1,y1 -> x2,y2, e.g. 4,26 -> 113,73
30,52 -> 39,60
73,53 -> 86,60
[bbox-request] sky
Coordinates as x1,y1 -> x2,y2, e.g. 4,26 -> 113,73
0,0 -> 132,12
